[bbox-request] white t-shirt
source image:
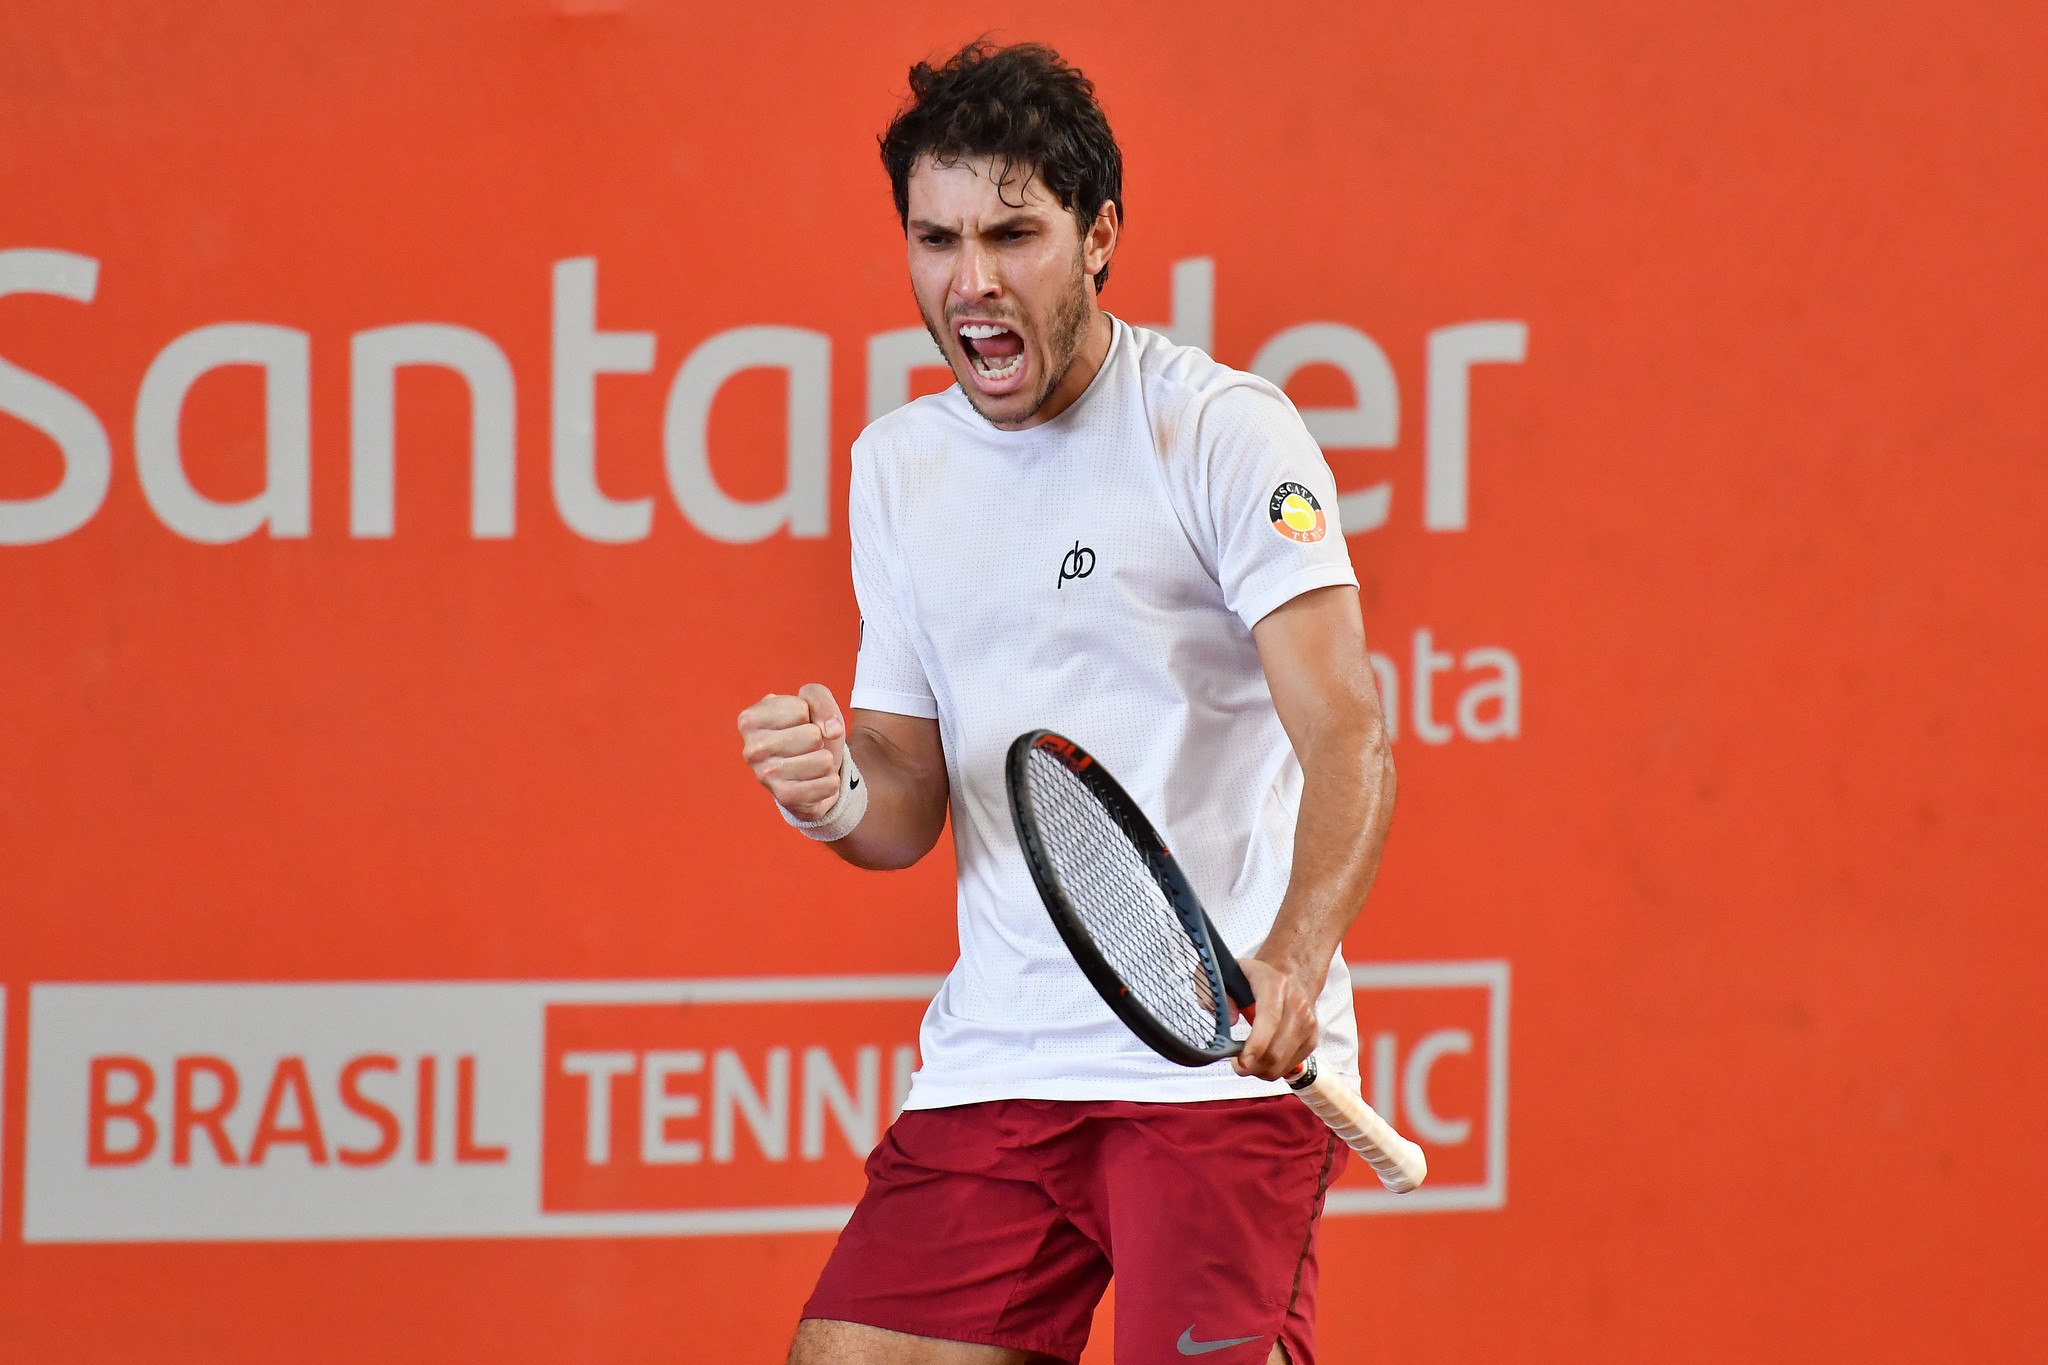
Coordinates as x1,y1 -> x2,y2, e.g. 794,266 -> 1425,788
850,317 -> 1363,1108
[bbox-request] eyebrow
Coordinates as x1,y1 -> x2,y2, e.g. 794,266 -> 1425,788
907,212 -> 1049,237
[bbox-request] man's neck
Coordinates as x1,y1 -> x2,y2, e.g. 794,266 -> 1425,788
1000,308 -> 1112,431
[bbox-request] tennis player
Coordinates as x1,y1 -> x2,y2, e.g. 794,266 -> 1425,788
738,41 -> 1397,1365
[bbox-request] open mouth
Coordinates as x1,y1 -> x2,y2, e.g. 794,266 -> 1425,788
957,321 -> 1026,386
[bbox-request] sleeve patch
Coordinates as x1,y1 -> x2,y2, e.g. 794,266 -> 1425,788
1268,482 -> 1328,543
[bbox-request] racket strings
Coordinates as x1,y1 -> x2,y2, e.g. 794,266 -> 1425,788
1024,748 -> 1223,1051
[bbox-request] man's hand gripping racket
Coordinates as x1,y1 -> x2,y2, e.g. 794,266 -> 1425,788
1006,730 -> 1427,1194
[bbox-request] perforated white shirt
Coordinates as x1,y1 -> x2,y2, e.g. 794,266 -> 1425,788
850,318 -> 1363,1107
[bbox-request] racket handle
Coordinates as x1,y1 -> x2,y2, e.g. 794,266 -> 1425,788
1288,1056 -> 1428,1194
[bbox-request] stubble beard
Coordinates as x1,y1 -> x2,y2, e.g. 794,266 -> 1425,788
921,255 -> 1096,430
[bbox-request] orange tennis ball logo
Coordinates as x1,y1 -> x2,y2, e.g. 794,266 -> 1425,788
1268,482 -> 1327,543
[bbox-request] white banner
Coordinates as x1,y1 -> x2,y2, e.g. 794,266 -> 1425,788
23,966 -> 1505,1242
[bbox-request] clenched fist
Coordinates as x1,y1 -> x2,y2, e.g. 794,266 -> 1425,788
738,683 -> 849,822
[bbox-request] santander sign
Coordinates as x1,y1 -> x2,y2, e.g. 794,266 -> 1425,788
1,248 -> 1524,548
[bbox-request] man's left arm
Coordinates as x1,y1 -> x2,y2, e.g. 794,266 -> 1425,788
1234,583 -> 1397,1081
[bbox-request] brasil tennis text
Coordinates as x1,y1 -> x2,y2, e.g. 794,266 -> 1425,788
15,970 -> 1505,1239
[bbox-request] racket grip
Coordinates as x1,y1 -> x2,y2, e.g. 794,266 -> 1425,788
1288,1057 -> 1428,1194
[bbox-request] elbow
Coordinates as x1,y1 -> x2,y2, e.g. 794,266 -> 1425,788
846,835 -> 939,873
1305,711 -> 1395,823
837,831 -> 929,873
1348,704 -> 1396,780
1354,709 -> 1395,830
841,848 -> 908,872
834,796 -> 948,873
1377,740 -> 1397,827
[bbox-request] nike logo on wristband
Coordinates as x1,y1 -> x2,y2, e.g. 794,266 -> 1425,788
849,778 -> 860,790
1177,1326 -> 1262,1355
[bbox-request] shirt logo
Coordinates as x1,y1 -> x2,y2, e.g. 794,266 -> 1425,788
1058,540 -> 1096,589
1269,482 -> 1327,543
1177,1326 -> 1263,1355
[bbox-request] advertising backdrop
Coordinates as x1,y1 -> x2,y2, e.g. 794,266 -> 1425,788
3,2 -> 2045,1361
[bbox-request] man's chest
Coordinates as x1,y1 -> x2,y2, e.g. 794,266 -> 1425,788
883,435 -> 1223,664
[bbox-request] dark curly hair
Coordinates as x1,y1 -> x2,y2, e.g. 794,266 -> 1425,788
880,41 -> 1124,293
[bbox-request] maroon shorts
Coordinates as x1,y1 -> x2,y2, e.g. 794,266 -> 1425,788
802,1096 -> 1346,1364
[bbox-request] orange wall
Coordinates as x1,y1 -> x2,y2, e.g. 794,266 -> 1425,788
2,2 -> 2044,1360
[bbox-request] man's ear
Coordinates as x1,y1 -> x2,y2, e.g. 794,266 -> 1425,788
1085,200 -> 1120,282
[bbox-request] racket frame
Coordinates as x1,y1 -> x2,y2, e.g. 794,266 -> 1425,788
1006,727 -> 1429,1194
1006,729 -> 1243,1068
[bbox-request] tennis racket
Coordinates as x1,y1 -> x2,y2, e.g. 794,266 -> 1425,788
1005,728 -> 1427,1194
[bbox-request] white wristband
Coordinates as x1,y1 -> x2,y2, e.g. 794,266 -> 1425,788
780,746 -> 868,842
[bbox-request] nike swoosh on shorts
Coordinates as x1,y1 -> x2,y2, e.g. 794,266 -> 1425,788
1177,1326 -> 1264,1355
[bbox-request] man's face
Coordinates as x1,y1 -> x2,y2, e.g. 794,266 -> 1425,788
905,154 -> 1112,429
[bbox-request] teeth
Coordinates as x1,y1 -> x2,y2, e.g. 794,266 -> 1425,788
959,323 -> 1011,339
971,352 -> 1025,382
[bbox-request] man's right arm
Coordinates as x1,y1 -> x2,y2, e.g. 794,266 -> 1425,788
737,683 -> 948,871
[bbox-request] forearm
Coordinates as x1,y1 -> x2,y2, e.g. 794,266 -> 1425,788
1258,716 -> 1397,983
824,719 -> 949,871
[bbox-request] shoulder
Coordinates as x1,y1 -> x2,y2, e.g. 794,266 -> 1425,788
1118,321 -> 1310,458
1121,322 -> 1303,443
854,384 -> 969,474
